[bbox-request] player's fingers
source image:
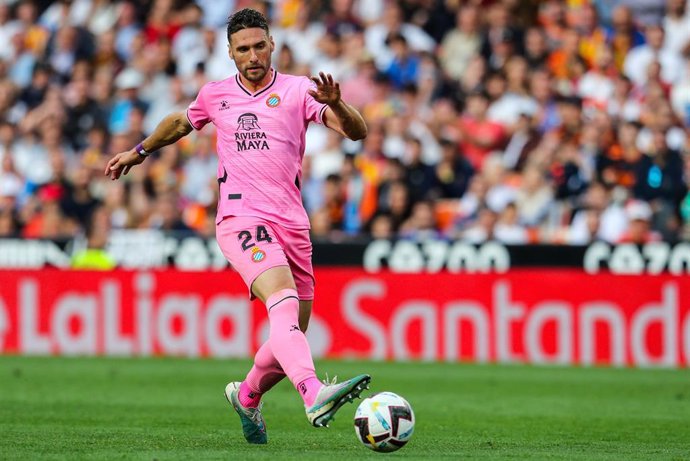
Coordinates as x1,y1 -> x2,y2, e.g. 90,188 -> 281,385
335,81 -> 340,91
319,71 -> 328,85
123,165 -> 132,176
327,73 -> 334,86
105,158 -> 116,175
109,167 -> 119,180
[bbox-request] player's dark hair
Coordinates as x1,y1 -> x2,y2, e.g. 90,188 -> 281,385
226,8 -> 269,43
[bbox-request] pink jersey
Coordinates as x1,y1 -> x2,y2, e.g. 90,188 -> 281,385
186,70 -> 327,229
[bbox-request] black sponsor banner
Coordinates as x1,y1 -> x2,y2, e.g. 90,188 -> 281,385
0,234 -> 688,274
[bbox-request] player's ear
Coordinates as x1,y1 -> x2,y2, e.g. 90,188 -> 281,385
269,35 -> 275,53
227,43 -> 235,61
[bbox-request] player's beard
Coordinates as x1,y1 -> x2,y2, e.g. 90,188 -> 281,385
242,63 -> 269,83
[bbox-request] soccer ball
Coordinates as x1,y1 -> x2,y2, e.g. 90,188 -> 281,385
354,392 -> 415,452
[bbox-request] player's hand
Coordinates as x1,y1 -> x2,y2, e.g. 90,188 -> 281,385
308,72 -> 341,107
104,149 -> 145,180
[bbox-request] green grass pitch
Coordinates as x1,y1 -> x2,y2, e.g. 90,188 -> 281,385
1,357 -> 689,460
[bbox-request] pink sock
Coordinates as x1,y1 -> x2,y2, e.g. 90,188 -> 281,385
238,381 -> 262,408
266,288 -> 319,406
244,341 -> 286,396
297,376 -> 323,407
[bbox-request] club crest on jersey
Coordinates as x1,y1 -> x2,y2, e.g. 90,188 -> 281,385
219,100 -> 230,111
266,93 -> 281,108
251,247 -> 266,263
237,113 -> 260,130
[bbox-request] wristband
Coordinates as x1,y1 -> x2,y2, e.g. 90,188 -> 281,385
135,142 -> 150,157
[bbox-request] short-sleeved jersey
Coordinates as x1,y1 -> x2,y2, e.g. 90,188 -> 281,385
187,70 -> 327,229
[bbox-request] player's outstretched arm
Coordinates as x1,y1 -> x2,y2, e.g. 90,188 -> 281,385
309,72 -> 367,141
104,111 -> 193,180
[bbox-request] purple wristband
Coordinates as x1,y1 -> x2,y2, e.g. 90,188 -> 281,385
135,142 -> 149,157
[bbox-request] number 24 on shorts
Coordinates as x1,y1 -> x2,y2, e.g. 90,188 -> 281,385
237,225 -> 273,252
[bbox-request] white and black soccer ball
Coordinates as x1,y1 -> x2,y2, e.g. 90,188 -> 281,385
354,391 -> 415,452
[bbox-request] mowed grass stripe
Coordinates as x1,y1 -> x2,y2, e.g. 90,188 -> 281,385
0,357 -> 688,460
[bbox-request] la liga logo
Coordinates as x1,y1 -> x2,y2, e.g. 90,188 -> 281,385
266,93 -> 281,107
251,247 -> 266,263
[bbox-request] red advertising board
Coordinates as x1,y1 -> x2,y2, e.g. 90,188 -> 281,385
0,269 -> 688,367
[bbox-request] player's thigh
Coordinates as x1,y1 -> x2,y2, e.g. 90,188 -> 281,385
216,216 -> 292,300
299,300 -> 312,332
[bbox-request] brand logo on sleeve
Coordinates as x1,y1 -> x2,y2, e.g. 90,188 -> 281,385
266,93 -> 281,108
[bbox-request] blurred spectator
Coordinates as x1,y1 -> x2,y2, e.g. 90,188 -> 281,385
618,199 -> 662,243
281,3 -> 326,69
109,67 -> 147,135
487,56 -> 537,130
618,0 -> 666,27
598,120 -> 643,189
494,202 -> 529,244
439,5 -> 480,82
480,2 -> 523,71
114,1 -> 141,61
662,0 -> 690,56
578,44 -> 617,106
172,3 -> 207,78
458,89 -> 506,171
548,28 -> 587,84
523,27 -> 549,69
384,32 -> 419,90
399,200 -> 440,240
364,2 -> 434,71
605,5 -> 645,71
538,0 -> 567,49
60,164 -> 99,229
670,58 -> 690,127
434,137 -> 474,199
402,136 -> 436,202
623,23 -> 683,86
71,205 -> 116,270
367,212 -> 394,239
64,76 -> 106,150
516,164 -> 554,227
633,128 -> 687,236
378,179 -> 411,233
196,0 -> 237,29
462,206 -> 498,243
569,181 -> 627,243
574,3 -> 608,68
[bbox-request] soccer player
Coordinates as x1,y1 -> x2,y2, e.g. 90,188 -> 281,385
104,8 -> 369,445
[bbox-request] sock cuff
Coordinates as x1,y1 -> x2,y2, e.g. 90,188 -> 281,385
266,288 -> 299,311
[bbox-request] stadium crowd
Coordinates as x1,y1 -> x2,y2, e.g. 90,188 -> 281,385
0,0 -> 689,247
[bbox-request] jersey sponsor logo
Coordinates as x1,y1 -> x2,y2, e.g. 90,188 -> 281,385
251,247 -> 266,263
219,100 -> 230,111
235,113 -> 270,151
266,93 -> 281,108
237,113 -> 261,130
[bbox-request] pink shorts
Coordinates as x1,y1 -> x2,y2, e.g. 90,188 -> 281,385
216,216 -> 315,300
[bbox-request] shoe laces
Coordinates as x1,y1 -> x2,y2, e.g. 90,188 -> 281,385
322,373 -> 338,386
245,402 -> 264,424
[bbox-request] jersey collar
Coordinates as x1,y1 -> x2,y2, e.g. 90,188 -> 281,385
235,68 -> 278,97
